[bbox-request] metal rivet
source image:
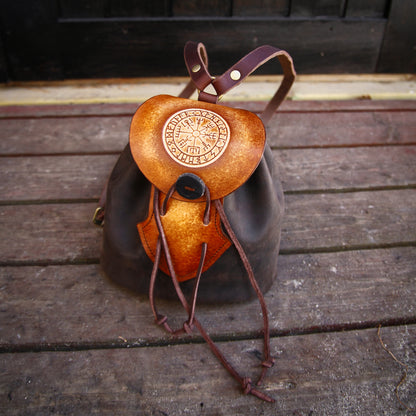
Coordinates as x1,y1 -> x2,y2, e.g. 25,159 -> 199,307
230,70 -> 241,81
192,64 -> 201,73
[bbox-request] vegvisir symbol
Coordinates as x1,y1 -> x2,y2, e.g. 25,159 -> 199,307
163,109 -> 230,167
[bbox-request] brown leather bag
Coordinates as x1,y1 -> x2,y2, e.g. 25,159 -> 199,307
94,42 -> 295,402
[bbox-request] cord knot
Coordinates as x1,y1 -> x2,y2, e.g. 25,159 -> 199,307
242,377 -> 253,395
262,358 -> 275,368
183,321 -> 194,334
156,314 -> 167,326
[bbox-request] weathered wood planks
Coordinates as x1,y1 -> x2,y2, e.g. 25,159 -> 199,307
0,99 -> 415,414
0,146 -> 415,201
1,105 -> 415,155
1,190 -> 415,264
269,111 -> 416,148
1,99 -> 415,119
1,326 -> 414,415
0,247 -> 414,347
0,116 -> 131,155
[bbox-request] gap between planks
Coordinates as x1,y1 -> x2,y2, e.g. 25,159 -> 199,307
1,144 -> 416,158
2,319 -> 416,355
2,241 -> 416,267
1,100 -> 416,120
1,183 -> 416,207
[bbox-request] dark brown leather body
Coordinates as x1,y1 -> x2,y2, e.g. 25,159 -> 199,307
100,142 -> 284,303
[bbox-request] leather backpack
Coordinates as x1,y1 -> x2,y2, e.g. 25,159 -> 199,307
94,41 -> 295,402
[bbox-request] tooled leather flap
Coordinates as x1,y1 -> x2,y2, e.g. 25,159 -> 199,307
129,95 -> 265,200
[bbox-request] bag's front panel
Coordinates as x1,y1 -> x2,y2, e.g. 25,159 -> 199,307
137,186 -> 231,282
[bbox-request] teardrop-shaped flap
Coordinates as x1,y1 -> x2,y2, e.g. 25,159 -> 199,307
129,95 -> 266,200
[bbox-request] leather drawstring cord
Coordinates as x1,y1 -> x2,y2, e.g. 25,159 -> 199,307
214,199 -> 275,386
149,185 -> 208,335
149,237 -> 207,335
150,186 -> 275,403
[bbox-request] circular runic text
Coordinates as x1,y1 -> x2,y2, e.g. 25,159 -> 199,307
162,108 -> 230,167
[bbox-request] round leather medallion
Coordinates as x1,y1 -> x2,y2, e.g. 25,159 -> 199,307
162,109 -> 230,168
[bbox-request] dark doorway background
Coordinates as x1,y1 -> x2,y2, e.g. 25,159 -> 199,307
0,0 -> 414,82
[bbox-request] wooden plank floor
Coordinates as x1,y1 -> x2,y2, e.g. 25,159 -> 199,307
0,99 -> 415,415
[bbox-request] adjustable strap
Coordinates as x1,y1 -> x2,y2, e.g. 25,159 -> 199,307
183,41 -> 296,125
178,42 -> 210,100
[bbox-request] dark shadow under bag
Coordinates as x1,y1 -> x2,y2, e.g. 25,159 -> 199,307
94,42 -> 295,402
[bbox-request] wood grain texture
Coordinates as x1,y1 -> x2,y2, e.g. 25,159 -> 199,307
0,98 -> 415,414
0,146 -> 414,201
1,105 -> 415,155
173,0 -> 231,16
377,0 -> 416,73
268,111 -> 416,148
0,155 -> 118,201
233,0 -> 290,16
0,190 -> 415,264
290,0 -> 345,16
1,326 -> 414,415
1,99 -> 415,119
0,116 -> 131,155
0,247 -> 414,346
3,12 -> 386,80
2,1 -> 414,81
346,0 -> 388,17
278,146 -> 416,192
57,18 -> 385,77
0,203 -> 101,264
281,190 -> 416,252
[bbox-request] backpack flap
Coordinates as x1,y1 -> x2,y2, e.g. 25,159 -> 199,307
129,94 -> 266,200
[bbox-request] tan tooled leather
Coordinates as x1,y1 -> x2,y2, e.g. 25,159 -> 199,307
129,95 -> 266,201
138,186 -> 231,282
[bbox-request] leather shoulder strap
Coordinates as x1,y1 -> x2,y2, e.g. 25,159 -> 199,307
178,42 -> 209,100
182,42 -> 296,125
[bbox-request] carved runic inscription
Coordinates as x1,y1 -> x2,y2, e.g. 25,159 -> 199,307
162,109 -> 230,167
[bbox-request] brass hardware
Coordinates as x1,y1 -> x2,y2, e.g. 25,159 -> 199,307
192,64 -> 201,73
93,207 -> 105,226
230,70 -> 241,81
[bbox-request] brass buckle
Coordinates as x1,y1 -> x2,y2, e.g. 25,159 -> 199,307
92,207 -> 105,227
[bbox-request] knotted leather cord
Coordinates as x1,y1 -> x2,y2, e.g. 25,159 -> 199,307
149,185 -> 208,335
214,199 -> 275,386
149,237 -> 207,335
150,186 -> 275,402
